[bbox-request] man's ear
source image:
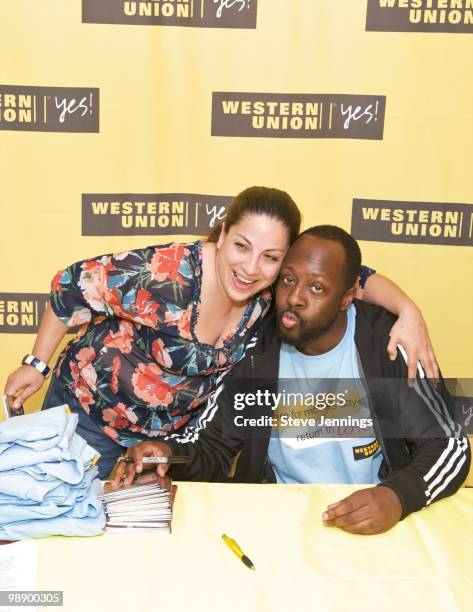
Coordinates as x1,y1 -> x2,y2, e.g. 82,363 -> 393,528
341,286 -> 357,311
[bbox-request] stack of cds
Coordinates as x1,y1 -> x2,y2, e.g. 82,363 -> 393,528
100,472 -> 175,534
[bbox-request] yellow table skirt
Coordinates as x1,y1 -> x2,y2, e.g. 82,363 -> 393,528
35,483 -> 472,612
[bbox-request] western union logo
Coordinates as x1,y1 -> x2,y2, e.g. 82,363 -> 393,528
0,294 -> 49,333
0,86 -> 99,132
124,0 -> 192,17
353,440 -> 379,461
82,0 -> 258,28
366,0 -> 473,32
211,93 -> 386,139
351,199 -> 473,246
0,93 -> 34,123
82,193 -> 233,235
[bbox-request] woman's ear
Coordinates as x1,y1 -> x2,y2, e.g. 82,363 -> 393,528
216,223 -> 226,249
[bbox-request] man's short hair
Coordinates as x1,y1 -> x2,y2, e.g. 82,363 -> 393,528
298,225 -> 361,290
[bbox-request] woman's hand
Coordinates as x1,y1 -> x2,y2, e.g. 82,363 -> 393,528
110,441 -> 172,488
386,304 -> 439,381
4,365 -> 46,409
3,305 -> 68,409
358,274 -> 439,380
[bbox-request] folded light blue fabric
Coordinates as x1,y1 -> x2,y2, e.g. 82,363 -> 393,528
18,435 -> 99,484
0,405 -> 76,451
0,445 -> 64,471
0,481 -> 105,539
0,430 -> 99,478
0,512 -> 105,539
0,465 -> 98,504
0,406 -> 105,539
0,477 -> 104,526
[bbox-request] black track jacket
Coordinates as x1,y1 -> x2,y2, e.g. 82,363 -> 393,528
165,301 -> 471,519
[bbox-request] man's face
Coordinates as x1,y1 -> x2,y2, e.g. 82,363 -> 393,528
276,235 -> 354,350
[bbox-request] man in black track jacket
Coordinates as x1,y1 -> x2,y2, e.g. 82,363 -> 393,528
112,226 -> 470,535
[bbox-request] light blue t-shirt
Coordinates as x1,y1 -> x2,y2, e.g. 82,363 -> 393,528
268,305 -> 383,484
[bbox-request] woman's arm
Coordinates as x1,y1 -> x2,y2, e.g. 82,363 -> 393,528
357,274 -> 438,380
4,305 -> 68,408
4,243 -> 191,408
48,244 -> 190,329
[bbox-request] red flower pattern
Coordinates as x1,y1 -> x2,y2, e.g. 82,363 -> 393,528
151,337 -> 173,369
103,402 -> 138,429
110,356 -> 121,394
177,306 -> 192,341
104,320 -> 134,354
131,362 -> 174,407
51,270 -> 63,296
130,289 -> 159,327
149,244 -> 185,286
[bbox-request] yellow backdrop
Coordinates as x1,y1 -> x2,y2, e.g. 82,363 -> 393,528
1,0 -> 472,418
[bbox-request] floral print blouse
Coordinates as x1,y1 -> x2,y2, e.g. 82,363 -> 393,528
49,241 -> 271,446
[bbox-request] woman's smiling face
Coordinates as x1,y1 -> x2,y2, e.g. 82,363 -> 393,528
215,213 -> 290,305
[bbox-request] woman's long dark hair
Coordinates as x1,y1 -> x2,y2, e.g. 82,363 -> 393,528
207,186 -> 301,245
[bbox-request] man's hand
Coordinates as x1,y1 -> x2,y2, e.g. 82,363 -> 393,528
322,486 -> 403,535
109,441 -> 172,489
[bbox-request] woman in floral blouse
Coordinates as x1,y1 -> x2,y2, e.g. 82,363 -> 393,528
5,187 -> 438,478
